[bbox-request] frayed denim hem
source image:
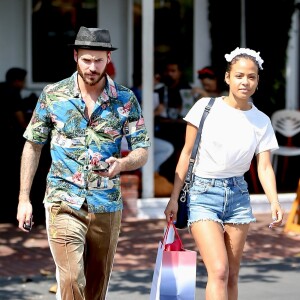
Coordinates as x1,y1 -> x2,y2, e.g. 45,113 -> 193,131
188,218 -> 256,233
227,219 -> 257,225
188,218 -> 224,233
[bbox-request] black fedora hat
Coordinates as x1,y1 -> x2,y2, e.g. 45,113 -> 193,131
69,26 -> 117,51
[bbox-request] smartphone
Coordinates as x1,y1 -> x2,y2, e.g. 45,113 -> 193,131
92,161 -> 109,172
23,216 -> 33,231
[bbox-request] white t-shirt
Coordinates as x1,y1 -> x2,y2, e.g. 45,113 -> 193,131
183,97 -> 279,178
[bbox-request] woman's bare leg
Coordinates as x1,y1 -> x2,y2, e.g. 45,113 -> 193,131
224,223 -> 250,300
191,220 -> 229,300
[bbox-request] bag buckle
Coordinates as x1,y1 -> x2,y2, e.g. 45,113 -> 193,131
179,183 -> 189,202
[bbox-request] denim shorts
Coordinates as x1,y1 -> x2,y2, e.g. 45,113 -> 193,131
188,175 -> 256,228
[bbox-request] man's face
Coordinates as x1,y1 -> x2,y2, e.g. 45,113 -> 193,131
75,49 -> 111,86
14,78 -> 26,90
165,63 -> 181,85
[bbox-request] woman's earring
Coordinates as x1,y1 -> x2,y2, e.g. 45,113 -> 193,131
256,86 -> 258,91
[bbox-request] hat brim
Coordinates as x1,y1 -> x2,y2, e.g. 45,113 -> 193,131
69,44 -> 117,51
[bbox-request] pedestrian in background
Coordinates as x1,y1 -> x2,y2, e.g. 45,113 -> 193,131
192,65 -> 228,99
130,71 -> 174,196
17,26 -> 150,300
161,59 -> 192,119
164,47 -> 283,300
0,67 -> 29,222
0,67 -> 28,142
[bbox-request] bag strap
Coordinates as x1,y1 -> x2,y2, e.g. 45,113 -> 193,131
162,220 -> 183,248
185,97 -> 215,184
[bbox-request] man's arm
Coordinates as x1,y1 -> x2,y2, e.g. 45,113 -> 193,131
17,140 -> 44,231
118,147 -> 148,171
103,148 -> 148,178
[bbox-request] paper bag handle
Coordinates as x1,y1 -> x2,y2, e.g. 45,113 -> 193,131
162,220 -> 184,251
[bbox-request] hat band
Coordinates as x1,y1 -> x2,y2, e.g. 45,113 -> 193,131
74,40 -> 112,48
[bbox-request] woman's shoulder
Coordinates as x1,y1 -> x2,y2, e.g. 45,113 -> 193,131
250,104 -> 271,120
195,96 -> 221,104
190,96 -> 222,112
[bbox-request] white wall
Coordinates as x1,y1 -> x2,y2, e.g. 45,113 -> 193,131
286,3 -> 300,110
193,0 -> 211,86
0,0 -> 26,81
99,0 -> 129,86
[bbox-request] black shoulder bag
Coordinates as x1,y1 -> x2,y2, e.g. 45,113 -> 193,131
175,97 -> 215,229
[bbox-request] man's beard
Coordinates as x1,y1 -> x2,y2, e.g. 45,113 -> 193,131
77,64 -> 106,86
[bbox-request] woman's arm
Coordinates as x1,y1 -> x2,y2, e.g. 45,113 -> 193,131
256,150 -> 284,227
164,122 -> 198,222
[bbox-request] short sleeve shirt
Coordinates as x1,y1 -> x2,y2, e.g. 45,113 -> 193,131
24,72 -> 150,213
183,97 -> 278,178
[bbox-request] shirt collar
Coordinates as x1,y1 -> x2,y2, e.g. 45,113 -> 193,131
70,72 -> 118,102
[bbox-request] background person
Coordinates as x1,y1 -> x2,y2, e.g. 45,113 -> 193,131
160,59 -> 192,119
130,71 -> 174,196
16,26 -> 150,300
0,67 -> 29,222
164,47 -> 283,300
153,64 -> 189,183
0,67 -> 28,143
192,65 -> 228,100
106,60 -> 116,79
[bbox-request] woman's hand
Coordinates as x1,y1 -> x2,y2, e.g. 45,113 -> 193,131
164,198 -> 178,223
269,201 -> 284,229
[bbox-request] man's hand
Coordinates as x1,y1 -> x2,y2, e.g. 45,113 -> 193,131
17,199 -> 33,232
93,157 -> 122,178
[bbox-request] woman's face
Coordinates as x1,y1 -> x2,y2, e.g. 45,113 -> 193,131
225,57 -> 259,100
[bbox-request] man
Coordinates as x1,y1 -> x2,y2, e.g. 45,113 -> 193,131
0,68 -> 28,222
17,27 -> 150,300
161,60 -> 191,119
130,71 -> 174,196
0,67 -> 28,140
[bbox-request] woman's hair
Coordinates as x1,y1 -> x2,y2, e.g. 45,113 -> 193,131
225,54 -> 261,73
224,47 -> 264,72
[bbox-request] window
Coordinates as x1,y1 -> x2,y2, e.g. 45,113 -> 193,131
133,0 -> 194,82
29,0 -> 97,86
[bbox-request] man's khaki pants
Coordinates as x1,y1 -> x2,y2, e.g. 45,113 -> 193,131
45,201 -> 121,300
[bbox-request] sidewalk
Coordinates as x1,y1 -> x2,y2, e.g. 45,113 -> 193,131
1,213 -> 300,299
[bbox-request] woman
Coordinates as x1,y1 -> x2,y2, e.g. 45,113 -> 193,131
164,47 -> 283,300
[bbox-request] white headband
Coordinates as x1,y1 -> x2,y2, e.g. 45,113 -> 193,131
225,47 -> 264,70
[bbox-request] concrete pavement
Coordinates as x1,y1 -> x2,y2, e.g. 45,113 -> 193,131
1,258 -> 299,300
1,213 -> 300,300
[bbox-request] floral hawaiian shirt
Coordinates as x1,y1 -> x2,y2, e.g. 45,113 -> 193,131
24,72 -> 150,213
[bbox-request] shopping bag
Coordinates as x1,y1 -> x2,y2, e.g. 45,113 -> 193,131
150,221 -> 197,300
150,223 -> 175,299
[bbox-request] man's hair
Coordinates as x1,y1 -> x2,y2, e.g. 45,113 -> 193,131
6,68 -> 27,83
